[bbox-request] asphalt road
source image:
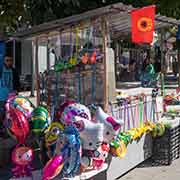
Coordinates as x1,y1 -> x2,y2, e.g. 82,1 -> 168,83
119,157 -> 180,180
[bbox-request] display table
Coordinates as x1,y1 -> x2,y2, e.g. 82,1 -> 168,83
10,164 -> 108,180
106,133 -> 152,179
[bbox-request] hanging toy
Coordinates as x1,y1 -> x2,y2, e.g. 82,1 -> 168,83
69,57 -> 77,66
30,106 -> 50,135
11,145 -> 34,178
81,53 -> 89,64
90,50 -> 97,64
5,109 -> 30,144
42,155 -> 64,180
69,28 -> 78,66
110,140 -> 127,158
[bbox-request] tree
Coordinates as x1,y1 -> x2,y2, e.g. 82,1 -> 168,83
0,0 -> 28,33
1,0 -> 180,35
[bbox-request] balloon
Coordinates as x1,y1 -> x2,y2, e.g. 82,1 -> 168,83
61,126 -> 81,177
12,145 -> 34,178
42,155 -> 64,180
45,122 -> 64,147
6,109 -> 30,144
30,106 -> 50,134
6,94 -> 34,119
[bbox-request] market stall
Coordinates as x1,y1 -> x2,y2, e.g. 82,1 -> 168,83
8,2 -> 180,180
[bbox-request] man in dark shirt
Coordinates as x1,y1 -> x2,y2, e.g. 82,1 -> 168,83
0,55 -> 20,137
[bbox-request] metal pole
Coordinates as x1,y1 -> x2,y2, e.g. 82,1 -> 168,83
30,41 -> 35,97
34,38 -> 40,105
160,29 -> 165,96
178,49 -> 180,89
101,16 -> 109,111
13,39 -> 16,67
47,39 -> 50,71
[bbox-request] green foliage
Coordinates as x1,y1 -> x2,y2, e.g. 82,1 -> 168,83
1,0 -> 180,34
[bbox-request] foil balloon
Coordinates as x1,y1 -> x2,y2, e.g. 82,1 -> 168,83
56,125 -> 81,178
6,94 -> 34,119
42,155 -> 64,180
45,122 -> 64,147
95,106 -> 123,143
60,102 -> 91,125
45,122 -> 64,158
81,143 -> 110,170
43,126 -> 81,179
13,96 -> 34,118
6,109 -> 30,144
30,106 -> 50,134
12,145 -> 34,178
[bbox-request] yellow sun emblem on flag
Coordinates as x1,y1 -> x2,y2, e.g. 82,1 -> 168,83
137,17 -> 153,32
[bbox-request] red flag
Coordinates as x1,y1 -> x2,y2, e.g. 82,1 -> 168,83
131,5 -> 156,44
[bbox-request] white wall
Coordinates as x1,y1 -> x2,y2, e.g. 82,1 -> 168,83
21,40 -> 32,75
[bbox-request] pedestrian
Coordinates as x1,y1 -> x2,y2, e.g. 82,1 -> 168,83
0,55 -> 20,137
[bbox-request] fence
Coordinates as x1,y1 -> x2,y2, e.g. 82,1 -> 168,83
108,95 -> 160,131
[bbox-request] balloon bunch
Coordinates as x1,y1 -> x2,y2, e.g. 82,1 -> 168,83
110,121 -> 166,158
4,94 -> 53,178
42,125 -> 81,180
56,102 -> 123,172
5,95 -> 34,178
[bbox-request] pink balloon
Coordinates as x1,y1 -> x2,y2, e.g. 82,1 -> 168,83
42,155 -> 64,180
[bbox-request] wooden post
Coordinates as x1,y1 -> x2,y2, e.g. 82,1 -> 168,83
34,38 -> 40,105
101,16 -> 109,110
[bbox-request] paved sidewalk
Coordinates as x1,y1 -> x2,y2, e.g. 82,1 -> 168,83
119,158 -> 180,180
